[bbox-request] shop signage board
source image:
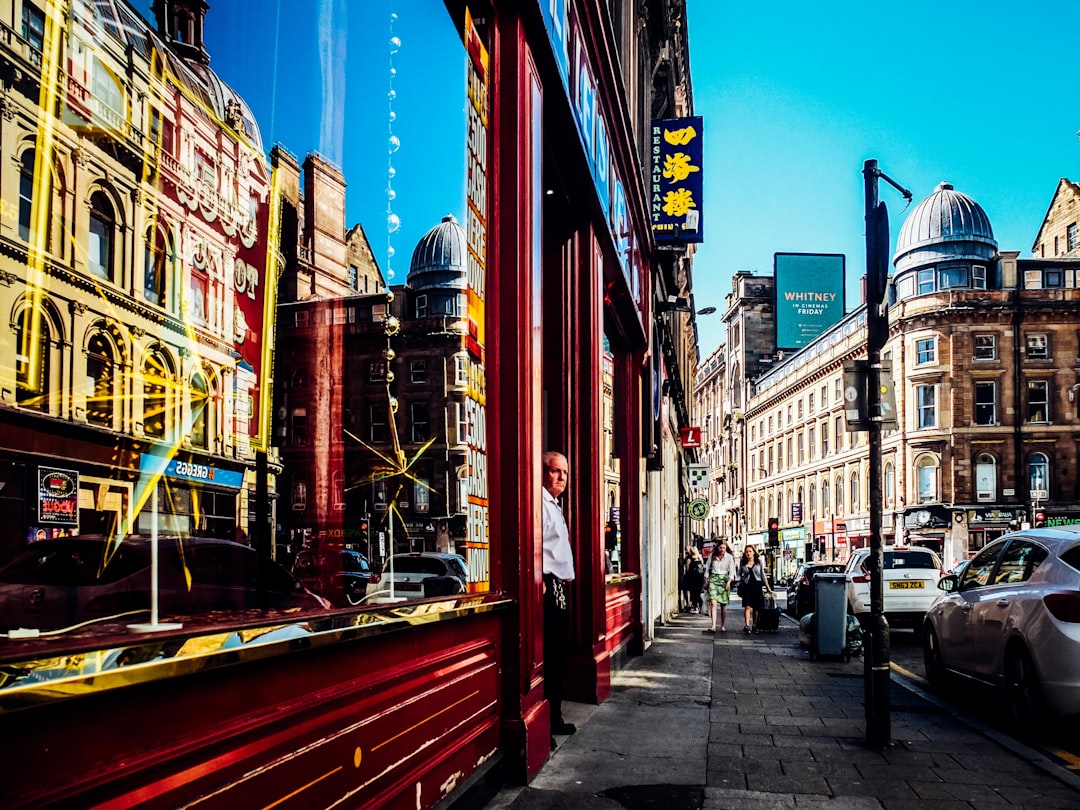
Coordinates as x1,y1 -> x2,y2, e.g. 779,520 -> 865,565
680,426 -> 701,448
649,116 -> 704,243
687,498 -> 709,520
540,0 -> 645,304
688,463 -> 709,489
138,453 -> 244,489
38,467 -> 79,526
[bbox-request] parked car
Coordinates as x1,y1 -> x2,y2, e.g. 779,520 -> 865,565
787,562 -> 845,617
292,548 -> 379,606
0,535 -> 330,631
368,552 -> 469,601
844,546 -> 942,627
923,528 -> 1080,727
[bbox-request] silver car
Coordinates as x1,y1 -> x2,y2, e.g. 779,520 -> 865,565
923,527 -> 1080,727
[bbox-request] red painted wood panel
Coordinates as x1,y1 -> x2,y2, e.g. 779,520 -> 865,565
3,615 -> 503,809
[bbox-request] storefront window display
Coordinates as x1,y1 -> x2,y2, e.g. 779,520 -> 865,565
0,0 -> 488,654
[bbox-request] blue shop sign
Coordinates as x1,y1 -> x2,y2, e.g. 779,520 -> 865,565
139,453 -> 244,489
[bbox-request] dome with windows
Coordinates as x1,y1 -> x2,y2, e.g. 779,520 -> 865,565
893,182 -> 997,275
407,214 -> 468,291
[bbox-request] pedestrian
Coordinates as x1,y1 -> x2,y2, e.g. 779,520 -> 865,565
684,545 -> 705,614
678,545 -> 691,611
701,541 -> 737,633
737,545 -> 771,633
541,450 -> 577,740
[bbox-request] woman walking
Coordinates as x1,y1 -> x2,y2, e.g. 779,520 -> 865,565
701,541 -> 737,633
684,545 -> 705,613
737,545 -> 771,633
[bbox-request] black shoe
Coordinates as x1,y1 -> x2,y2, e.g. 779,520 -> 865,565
551,736 -> 557,750
552,721 -> 577,735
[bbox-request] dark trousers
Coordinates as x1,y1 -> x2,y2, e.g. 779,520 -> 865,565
543,574 -> 569,724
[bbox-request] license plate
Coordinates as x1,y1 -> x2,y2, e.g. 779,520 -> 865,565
889,581 -> 924,589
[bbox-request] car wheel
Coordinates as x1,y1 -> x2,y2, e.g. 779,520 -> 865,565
345,579 -> 365,606
923,625 -> 945,689
1004,644 -> 1045,730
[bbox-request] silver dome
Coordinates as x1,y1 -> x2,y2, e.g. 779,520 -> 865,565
407,214 -> 467,291
893,182 -> 997,274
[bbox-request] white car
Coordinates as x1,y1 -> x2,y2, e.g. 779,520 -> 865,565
367,552 -> 469,602
844,546 -> 942,627
923,528 -> 1080,727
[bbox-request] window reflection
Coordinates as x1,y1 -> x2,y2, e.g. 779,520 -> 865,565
0,0 -> 481,645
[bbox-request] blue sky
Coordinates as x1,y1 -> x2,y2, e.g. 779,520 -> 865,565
135,0 -> 1080,358
686,0 -> 1080,355
136,0 -> 467,284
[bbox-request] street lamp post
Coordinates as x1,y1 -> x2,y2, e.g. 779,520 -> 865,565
863,159 -> 911,750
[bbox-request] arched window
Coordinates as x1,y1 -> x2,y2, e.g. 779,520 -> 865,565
88,191 -> 115,281
809,483 -> 816,518
796,487 -> 803,521
884,462 -> 895,508
975,454 -> 996,502
144,225 -> 172,307
835,475 -> 843,515
767,494 -> 774,522
850,471 -> 859,512
15,307 -> 50,411
1029,453 -> 1050,501
143,350 -> 171,439
917,456 -> 939,503
190,372 -> 209,448
86,333 -> 115,426
822,480 -> 830,517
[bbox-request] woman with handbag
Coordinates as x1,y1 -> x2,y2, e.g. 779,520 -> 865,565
701,541 -> 737,633
736,545 -> 771,634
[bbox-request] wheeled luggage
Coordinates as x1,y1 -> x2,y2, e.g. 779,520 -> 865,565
756,594 -> 781,633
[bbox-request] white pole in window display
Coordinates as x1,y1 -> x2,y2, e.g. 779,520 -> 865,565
130,481 -> 182,632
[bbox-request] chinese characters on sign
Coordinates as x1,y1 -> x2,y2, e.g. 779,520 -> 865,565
650,116 -> 704,243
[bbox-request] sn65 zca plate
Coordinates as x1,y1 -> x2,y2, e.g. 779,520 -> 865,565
889,581 -> 924,589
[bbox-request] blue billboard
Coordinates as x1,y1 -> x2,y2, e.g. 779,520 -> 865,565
775,253 -> 845,350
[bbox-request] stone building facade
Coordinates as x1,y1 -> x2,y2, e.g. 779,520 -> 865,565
0,0 -> 274,556
702,181 -> 1080,578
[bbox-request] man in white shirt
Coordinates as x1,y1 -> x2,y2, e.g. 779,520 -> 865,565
542,450 -> 576,739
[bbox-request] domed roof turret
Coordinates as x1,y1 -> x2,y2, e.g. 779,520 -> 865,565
893,182 -> 996,274
407,214 -> 467,291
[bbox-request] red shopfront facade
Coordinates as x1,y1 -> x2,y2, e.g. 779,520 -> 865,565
0,1 -> 654,807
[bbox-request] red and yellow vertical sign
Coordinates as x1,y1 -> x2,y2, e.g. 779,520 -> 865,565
463,8 -> 489,591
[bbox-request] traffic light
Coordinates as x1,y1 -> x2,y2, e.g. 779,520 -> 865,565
1034,511 -> 1047,528
768,517 -> 780,548
359,516 -> 370,546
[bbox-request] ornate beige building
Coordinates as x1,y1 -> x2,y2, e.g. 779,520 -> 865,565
699,181 -> 1080,579
0,0 -> 275,557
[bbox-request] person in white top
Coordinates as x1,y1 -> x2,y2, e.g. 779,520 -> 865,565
702,541 -> 738,634
541,451 -> 576,739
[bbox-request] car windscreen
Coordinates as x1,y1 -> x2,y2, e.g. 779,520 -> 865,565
883,552 -> 938,570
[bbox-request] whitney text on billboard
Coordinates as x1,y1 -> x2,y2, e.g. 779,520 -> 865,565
774,253 -> 845,350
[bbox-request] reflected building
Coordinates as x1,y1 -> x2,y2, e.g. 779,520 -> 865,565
274,209 -> 476,579
0,0 -> 275,560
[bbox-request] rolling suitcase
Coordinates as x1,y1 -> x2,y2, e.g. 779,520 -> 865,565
756,593 -> 782,633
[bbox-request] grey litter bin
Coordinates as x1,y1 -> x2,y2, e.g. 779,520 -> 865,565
812,573 -> 849,661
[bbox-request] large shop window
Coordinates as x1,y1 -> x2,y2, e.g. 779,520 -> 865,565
0,0 -> 484,666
